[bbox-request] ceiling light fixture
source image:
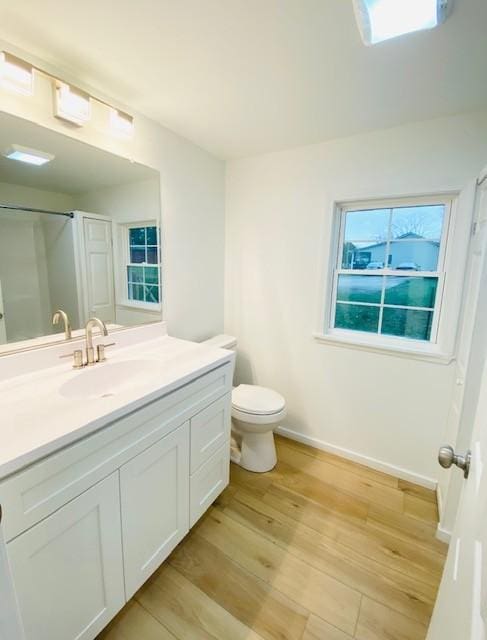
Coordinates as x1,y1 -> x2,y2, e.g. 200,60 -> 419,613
54,82 -> 92,126
109,108 -> 134,138
3,144 -> 55,166
0,52 -> 34,95
353,0 -> 451,45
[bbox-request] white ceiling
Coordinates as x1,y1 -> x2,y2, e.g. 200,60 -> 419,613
0,112 -> 157,194
0,0 -> 486,159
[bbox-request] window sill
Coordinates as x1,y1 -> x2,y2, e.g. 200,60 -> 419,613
118,301 -> 162,313
312,332 -> 454,364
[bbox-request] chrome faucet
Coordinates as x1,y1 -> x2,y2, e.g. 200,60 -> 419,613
84,317 -> 108,365
52,309 -> 72,340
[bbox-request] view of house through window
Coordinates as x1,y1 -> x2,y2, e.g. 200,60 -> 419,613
126,225 -> 161,304
331,201 -> 449,342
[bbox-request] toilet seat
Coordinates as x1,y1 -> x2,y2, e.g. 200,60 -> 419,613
232,384 -> 285,416
232,405 -> 287,426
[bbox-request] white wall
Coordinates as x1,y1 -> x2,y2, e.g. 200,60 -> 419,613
0,39 -> 225,341
75,178 -> 161,224
225,111 -> 487,484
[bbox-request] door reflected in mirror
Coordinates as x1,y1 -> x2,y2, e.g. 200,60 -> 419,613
0,112 -> 162,354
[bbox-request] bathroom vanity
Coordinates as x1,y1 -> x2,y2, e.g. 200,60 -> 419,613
0,324 -> 234,640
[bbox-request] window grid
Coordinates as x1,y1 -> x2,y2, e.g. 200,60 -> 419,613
329,199 -> 452,343
126,225 -> 161,305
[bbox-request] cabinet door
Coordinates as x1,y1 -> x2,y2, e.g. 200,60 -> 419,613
7,473 -> 124,640
120,422 -> 190,598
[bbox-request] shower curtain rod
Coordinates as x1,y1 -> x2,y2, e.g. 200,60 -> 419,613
0,203 -> 74,218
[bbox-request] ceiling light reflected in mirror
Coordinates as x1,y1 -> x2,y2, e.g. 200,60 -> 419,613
2,144 -> 55,166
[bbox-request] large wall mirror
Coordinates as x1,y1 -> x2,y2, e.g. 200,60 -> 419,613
0,111 -> 162,355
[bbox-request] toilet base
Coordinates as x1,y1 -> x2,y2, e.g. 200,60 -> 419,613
234,429 -> 277,473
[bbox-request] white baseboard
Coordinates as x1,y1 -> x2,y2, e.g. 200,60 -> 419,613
435,485 -> 452,544
436,484 -> 444,520
275,426 -> 438,490
436,525 -> 452,544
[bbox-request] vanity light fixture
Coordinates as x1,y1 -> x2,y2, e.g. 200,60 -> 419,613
2,144 -> 55,166
353,0 -> 451,45
0,50 -> 134,138
0,52 -> 34,95
109,108 -> 134,138
54,81 -> 92,126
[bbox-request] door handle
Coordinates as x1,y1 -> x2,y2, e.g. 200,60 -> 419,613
438,445 -> 471,479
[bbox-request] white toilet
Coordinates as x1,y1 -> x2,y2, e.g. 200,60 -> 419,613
203,335 -> 286,472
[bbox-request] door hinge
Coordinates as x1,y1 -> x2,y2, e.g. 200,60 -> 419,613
472,221 -> 478,235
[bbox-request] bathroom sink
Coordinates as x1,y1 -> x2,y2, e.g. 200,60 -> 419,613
59,359 -> 162,400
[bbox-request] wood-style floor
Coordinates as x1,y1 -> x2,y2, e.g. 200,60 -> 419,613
97,435 -> 447,640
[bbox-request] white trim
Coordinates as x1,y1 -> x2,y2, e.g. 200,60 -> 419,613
436,482 -> 444,520
275,426 -> 438,489
117,220 -> 162,311
435,483 -> 453,545
116,301 -> 161,313
339,193 -> 458,211
313,331 -> 454,364
436,524 -> 452,544
318,191 -> 473,360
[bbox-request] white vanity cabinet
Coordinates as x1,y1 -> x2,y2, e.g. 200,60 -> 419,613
7,472 -> 125,640
0,360 -> 233,640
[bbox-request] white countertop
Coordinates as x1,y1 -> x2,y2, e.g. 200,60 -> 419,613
0,335 -> 234,480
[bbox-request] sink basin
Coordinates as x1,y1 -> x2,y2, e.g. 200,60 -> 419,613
60,360 -> 162,400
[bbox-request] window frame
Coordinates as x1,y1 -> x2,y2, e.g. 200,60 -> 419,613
315,193 -> 463,362
119,221 -> 162,312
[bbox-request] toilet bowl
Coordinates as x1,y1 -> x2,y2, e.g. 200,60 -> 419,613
232,384 -> 286,472
202,335 -> 286,473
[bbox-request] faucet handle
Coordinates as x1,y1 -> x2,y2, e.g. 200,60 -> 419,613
97,342 -> 115,362
60,349 -> 84,369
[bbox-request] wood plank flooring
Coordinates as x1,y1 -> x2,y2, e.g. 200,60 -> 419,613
97,435 -> 447,640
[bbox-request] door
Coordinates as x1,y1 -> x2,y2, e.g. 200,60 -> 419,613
82,216 -> 115,323
0,280 -> 6,344
439,176 -> 487,533
428,173 -> 487,639
428,349 -> 487,639
120,422 -> 190,599
6,473 -> 125,640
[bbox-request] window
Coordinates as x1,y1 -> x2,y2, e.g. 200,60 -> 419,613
125,224 -> 161,305
326,197 -> 453,350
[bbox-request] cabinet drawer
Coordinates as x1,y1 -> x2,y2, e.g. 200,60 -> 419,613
0,362 -> 232,542
7,472 -> 125,640
190,394 -> 231,473
190,442 -> 230,527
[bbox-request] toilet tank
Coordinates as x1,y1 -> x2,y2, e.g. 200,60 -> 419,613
202,334 -> 237,351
